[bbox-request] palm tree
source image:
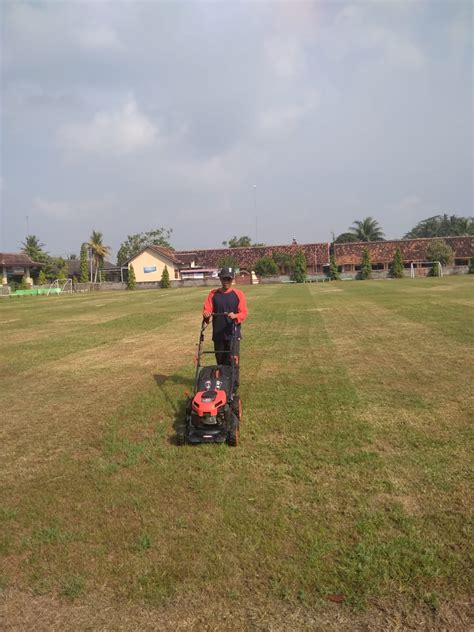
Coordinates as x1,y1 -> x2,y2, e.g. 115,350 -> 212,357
21,235 -> 47,261
404,214 -> 474,238
349,217 -> 385,242
453,216 -> 473,236
88,230 -> 110,282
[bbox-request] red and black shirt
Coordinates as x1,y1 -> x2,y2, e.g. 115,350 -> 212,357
203,288 -> 248,341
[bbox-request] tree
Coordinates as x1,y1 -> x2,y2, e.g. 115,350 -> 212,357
359,248 -> 372,279
161,265 -> 170,288
291,251 -> 307,283
38,269 -> 47,285
217,254 -> 239,268
404,214 -> 474,238
56,257 -> 68,282
391,248 -> 404,278
222,236 -> 252,248
68,253 -> 77,260
272,252 -> 294,275
117,228 -> 173,266
21,235 -> 48,262
254,256 -> 279,277
329,254 -> 340,280
222,236 -> 265,247
79,243 -> 89,283
88,230 -> 110,283
334,232 -> 359,243
349,217 -> 385,242
127,264 -> 136,290
426,240 -> 454,266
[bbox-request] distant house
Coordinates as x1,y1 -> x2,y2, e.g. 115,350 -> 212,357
180,268 -> 219,281
126,245 -> 181,282
176,243 -> 331,275
334,236 -> 474,273
66,259 -> 122,283
1,253 -> 43,285
178,252 -> 199,268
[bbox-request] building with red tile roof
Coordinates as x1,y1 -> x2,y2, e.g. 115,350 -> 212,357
334,236 -> 473,272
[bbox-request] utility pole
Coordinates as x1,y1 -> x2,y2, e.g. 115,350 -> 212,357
253,184 -> 257,243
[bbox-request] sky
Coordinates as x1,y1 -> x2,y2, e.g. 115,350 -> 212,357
1,0 -> 472,259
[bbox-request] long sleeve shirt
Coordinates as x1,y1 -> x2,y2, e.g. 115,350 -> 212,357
202,287 -> 248,341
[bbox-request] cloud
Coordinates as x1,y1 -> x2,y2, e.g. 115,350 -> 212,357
259,90 -> 320,134
330,5 -> 425,71
77,27 -> 123,52
264,36 -> 306,79
385,194 -> 431,224
57,98 -> 157,156
34,197 -> 74,219
34,195 -> 115,219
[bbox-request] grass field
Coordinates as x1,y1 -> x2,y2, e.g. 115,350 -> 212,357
1,277 -> 473,630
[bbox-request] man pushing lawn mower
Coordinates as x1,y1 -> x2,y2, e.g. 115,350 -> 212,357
203,267 -> 248,392
176,268 -> 248,446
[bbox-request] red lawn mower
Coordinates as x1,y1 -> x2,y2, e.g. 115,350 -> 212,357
177,314 -> 242,446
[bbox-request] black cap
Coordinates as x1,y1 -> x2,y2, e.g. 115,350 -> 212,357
218,267 -> 235,279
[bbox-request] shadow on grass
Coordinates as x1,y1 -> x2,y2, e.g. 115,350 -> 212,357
153,373 -> 193,445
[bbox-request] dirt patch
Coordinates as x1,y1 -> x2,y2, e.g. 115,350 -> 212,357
373,493 -> 421,516
1,588 -> 472,631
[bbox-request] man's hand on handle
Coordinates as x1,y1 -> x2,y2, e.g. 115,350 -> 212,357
227,312 -> 238,321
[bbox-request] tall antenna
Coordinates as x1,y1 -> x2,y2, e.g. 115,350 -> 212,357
253,184 -> 257,243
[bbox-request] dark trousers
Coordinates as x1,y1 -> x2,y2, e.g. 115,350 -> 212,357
214,338 -> 240,389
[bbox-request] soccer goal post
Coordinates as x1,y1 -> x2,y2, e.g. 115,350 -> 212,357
410,261 -> 443,278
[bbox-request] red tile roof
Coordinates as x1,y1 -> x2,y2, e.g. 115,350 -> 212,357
127,245 -> 181,266
177,253 -> 198,265
334,237 -> 474,265
176,243 -> 330,269
0,253 -> 43,267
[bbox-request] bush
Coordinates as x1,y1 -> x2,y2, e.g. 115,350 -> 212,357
329,254 -> 340,280
272,252 -> 294,275
217,255 -> 239,269
127,264 -> 136,290
254,256 -> 279,277
359,248 -> 372,280
391,248 -> 404,278
38,270 -> 47,285
469,257 -> 474,274
19,275 -> 29,290
430,261 -> 441,277
161,265 -> 170,288
291,251 -> 307,283
426,240 -> 454,266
